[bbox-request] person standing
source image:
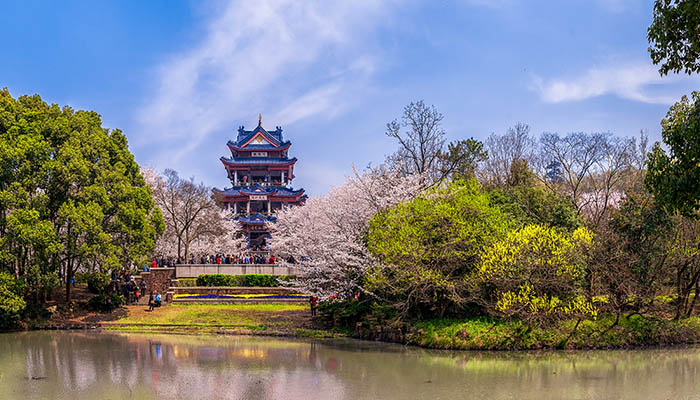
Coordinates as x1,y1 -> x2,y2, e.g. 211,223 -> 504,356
139,280 -> 147,301
309,296 -> 317,317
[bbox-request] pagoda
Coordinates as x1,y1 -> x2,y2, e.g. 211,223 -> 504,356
213,115 -> 306,251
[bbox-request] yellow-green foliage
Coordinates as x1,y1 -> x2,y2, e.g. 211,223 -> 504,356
364,179 -> 512,318
478,225 -> 591,280
496,284 -> 597,320
476,225 -> 596,323
368,179 -> 511,271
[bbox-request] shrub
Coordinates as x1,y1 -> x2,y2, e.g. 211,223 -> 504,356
176,278 -> 197,287
74,271 -> 91,284
0,272 -> 27,329
196,274 -> 245,287
366,179 -> 511,319
195,274 -> 295,287
23,266 -> 60,302
245,274 -> 279,287
87,293 -> 124,313
86,272 -> 111,294
473,225 -> 597,325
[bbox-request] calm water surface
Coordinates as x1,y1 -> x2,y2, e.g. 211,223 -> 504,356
0,331 -> 699,399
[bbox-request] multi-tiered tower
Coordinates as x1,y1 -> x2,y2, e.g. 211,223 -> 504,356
213,116 -> 306,251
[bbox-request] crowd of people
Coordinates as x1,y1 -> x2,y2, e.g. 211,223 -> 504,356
111,270 -> 161,310
149,254 -> 283,268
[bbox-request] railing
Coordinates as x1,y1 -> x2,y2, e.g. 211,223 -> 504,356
175,263 -> 299,278
233,181 -> 287,187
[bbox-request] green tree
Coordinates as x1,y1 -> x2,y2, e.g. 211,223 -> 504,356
0,271 -> 26,329
366,179 -> 511,319
487,160 -> 582,231
648,0 -> 700,76
437,138 -> 487,181
646,92 -> 700,216
0,89 -> 164,301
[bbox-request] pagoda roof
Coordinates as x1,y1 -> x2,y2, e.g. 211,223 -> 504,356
214,185 -> 306,198
220,156 -> 297,166
233,120 -> 291,149
227,140 -> 291,152
236,213 -> 277,225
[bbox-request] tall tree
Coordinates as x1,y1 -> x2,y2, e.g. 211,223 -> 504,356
437,138 -> 488,181
385,101 -> 446,180
481,123 -> 536,187
146,168 -> 239,260
646,92 -> 700,216
648,0 -> 700,76
0,89 -> 164,301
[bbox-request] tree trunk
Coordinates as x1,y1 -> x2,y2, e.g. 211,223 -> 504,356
65,260 -> 73,302
686,279 -> 700,318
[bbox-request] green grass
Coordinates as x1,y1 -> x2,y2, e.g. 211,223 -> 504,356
106,303 -> 309,334
404,315 -> 700,350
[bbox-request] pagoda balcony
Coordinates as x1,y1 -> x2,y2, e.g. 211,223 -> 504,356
233,211 -> 275,217
232,181 -> 287,187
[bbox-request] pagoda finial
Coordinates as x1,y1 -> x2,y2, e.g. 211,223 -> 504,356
258,113 -> 262,127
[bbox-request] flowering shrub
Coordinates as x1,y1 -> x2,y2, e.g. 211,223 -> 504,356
474,225 -> 596,325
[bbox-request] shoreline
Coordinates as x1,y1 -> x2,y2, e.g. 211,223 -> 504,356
12,307 -> 700,352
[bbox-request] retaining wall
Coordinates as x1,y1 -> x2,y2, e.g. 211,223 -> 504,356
138,267 -> 175,295
175,264 -> 299,278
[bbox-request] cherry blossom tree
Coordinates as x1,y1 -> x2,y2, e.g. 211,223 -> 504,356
143,168 -> 245,260
270,166 -> 422,299
187,209 -> 246,260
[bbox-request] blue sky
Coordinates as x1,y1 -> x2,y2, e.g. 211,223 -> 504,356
2,0 -> 698,195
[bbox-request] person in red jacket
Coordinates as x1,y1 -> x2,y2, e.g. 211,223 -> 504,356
269,255 -> 275,264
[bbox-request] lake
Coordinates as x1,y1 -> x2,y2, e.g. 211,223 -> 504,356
0,331 -> 698,399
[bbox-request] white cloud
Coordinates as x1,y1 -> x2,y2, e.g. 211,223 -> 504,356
137,0 -> 392,168
533,62 -> 689,105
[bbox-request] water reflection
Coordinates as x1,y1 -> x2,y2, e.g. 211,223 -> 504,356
0,331 -> 699,399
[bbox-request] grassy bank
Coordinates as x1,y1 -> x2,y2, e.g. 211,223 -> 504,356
32,293 -> 700,349
101,303 -> 338,338
402,315 -> 700,350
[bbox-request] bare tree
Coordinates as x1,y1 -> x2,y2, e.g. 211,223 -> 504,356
535,132 -> 644,226
147,169 -> 224,260
583,136 -> 636,227
480,123 -> 536,187
385,101 -> 446,181
627,130 -> 650,193
537,132 -> 608,213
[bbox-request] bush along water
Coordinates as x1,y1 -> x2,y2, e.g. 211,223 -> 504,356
301,176 -> 700,350
0,272 -> 27,329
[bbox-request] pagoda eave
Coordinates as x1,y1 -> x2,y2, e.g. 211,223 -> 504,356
227,142 -> 291,153
220,158 -> 297,169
